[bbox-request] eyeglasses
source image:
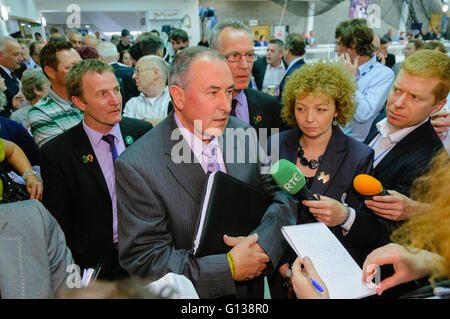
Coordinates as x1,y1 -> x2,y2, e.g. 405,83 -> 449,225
222,53 -> 257,63
134,67 -> 155,75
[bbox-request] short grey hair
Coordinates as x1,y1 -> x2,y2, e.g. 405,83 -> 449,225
169,46 -> 223,89
209,19 -> 253,51
96,41 -> 118,60
20,68 -> 50,101
0,36 -> 18,53
138,55 -> 169,83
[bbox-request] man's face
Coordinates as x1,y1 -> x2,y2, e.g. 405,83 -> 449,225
404,42 -> 417,58
386,70 -> 445,129
266,43 -> 283,67
217,27 -> 254,93
122,35 -> 131,46
52,49 -> 81,86
334,37 -> 357,62
170,38 -> 188,53
32,43 -> 44,65
0,40 -> 24,70
132,60 -> 156,96
174,57 -> 234,139
20,43 -> 30,59
379,43 -> 388,58
75,71 -> 122,133
69,33 -> 82,49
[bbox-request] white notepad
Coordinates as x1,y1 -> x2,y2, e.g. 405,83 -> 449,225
282,223 -> 376,299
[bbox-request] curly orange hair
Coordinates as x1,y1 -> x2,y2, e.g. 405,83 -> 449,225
391,149 -> 450,282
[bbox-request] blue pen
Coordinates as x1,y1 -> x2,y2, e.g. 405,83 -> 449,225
309,277 -> 324,293
286,267 -> 324,293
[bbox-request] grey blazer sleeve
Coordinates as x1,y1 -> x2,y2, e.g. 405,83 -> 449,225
249,131 -> 298,270
37,200 -> 75,295
0,200 -> 74,298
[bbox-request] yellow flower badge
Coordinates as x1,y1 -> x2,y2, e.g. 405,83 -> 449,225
318,171 -> 330,184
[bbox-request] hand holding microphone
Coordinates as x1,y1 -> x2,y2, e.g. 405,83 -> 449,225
271,160 -> 349,225
353,174 -> 389,198
353,174 -> 421,221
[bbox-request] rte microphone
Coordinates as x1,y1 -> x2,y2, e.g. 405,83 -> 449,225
270,159 -> 318,201
353,174 -> 390,197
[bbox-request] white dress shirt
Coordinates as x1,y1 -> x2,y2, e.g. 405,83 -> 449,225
123,87 -> 171,120
262,62 -> 285,93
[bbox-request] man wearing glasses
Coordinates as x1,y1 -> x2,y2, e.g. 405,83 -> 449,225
210,19 -> 283,137
123,55 -> 171,126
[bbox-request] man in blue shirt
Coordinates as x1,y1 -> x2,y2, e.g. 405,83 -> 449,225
335,19 -> 394,142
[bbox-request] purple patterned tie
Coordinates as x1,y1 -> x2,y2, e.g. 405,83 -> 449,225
202,143 -> 221,173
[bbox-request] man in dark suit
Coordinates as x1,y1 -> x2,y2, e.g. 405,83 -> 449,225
40,59 -> 152,280
115,47 -> 297,299
97,41 -> 139,106
210,20 -> 283,138
252,39 -> 287,93
278,33 -> 306,99
344,50 -> 448,256
0,36 -> 24,117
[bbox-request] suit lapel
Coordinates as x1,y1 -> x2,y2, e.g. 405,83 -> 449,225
244,89 -> 257,126
220,120 -> 242,180
310,127 -> 346,196
163,113 -> 207,202
72,123 -> 110,195
374,120 -> 430,174
119,118 -> 138,148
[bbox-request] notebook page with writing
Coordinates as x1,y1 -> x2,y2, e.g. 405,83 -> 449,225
282,223 -> 376,299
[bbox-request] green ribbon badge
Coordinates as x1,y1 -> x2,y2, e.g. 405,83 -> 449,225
253,115 -> 262,126
125,136 -> 134,145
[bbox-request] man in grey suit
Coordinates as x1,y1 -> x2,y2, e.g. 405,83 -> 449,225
0,200 -> 74,298
115,47 -> 297,299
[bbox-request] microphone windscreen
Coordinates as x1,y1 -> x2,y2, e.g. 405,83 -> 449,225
353,174 -> 384,196
270,159 -> 307,195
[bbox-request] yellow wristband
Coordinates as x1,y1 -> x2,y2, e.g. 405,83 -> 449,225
226,252 -> 237,280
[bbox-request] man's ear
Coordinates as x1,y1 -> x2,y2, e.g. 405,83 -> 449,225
43,66 -> 56,81
72,95 -> 86,112
169,85 -> 185,111
431,98 -> 447,115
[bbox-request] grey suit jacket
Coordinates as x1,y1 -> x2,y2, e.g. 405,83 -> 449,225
115,112 -> 297,299
0,200 -> 74,298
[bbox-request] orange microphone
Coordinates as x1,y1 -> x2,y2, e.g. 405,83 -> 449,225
353,174 -> 390,197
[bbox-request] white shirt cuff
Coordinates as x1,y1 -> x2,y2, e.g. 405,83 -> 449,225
341,207 -> 356,233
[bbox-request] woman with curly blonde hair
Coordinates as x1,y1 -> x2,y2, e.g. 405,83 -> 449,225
267,60 -> 375,298
362,149 -> 450,297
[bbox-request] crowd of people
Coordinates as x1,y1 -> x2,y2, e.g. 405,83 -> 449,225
0,17 -> 449,300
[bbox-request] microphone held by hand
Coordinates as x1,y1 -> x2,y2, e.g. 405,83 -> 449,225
353,174 -> 389,197
270,159 -> 318,201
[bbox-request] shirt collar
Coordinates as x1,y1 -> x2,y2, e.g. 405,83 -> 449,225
233,89 -> 247,106
357,55 -> 377,77
83,119 -> 122,148
140,86 -> 169,103
0,65 -> 13,77
286,57 -> 304,73
267,62 -> 285,71
47,87 -> 74,109
376,116 -> 429,143
174,112 -> 220,159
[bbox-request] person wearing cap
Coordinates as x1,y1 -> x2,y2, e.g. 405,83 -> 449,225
117,29 -> 132,53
